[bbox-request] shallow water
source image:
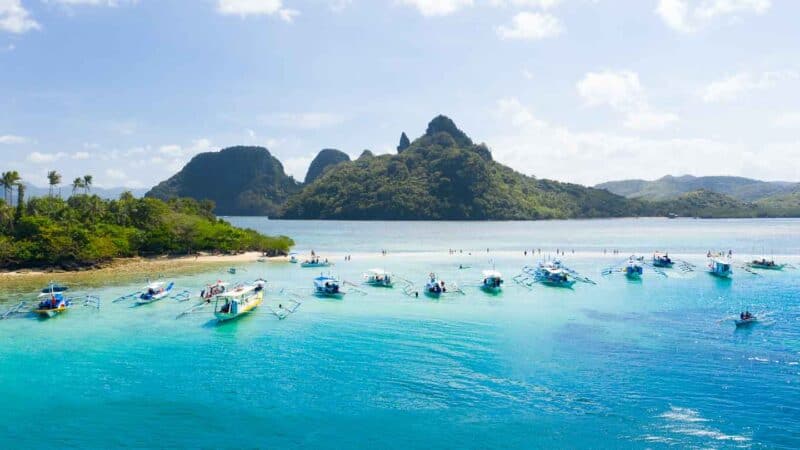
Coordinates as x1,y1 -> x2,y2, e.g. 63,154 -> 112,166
2,218 -> 799,449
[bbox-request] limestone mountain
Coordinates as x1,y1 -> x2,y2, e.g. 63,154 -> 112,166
304,149 -> 351,184
146,146 -> 301,216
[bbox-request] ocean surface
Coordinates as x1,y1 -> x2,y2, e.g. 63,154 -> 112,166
2,218 -> 799,449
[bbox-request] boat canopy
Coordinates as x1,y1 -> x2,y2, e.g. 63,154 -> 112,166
217,285 -> 258,298
482,270 -> 502,278
368,268 -> 388,275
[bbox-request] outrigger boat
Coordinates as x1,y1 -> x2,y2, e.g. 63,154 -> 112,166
734,311 -> 757,327
364,269 -> 393,287
137,281 -> 174,305
289,253 -> 298,264
746,258 -> 785,271
536,262 -> 576,288
481,270 -> 503,293
314,275 -> 344,299
652,252 -> 674,268
301,257 -> 331,268
34,289 -> 72,318
213,280 -> 265,322
0,283 -> 101,320
624,258 -> 644,279
707,256 -> 733,278
424,273 -> 447,298
200,280 -> 229,302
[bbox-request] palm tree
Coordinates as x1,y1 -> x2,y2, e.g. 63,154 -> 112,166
83,175 -> 93,194
72,178 -> 85,195
47,170 -> 62,197
1,171 -> 21,206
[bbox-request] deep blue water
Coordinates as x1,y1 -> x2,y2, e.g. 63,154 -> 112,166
1,219 -> 799,448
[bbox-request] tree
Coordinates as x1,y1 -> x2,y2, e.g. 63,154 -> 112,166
83,175 -> 93,194
72,178 -> 85,195
14,183 -> 25,225
1,171 -> 20,205
47,170 -> 62,197
397,132 -> 410,153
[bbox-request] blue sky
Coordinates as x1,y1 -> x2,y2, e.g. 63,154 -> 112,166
1,0 -> 799,189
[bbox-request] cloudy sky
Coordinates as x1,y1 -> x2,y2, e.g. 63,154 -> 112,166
1,0 -> 798,188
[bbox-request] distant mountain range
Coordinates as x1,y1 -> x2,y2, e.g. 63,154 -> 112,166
596,175 -> 798,202
143,116 -> 800,219
22,184 -> 148,200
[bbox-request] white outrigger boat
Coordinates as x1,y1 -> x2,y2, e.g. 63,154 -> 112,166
734,312 -> 757,327
536,262 -> 576,288
213,280 -> 265,322
136,281 -> 174,305
301,257 -> 331,268
481,270 -> 503,293
314,275 -> 344,298
0,283 -> 101,320
746,258 -> 786,271
708,256 -> 733,278
364,269 -> 393,287
652,252 -> 674,268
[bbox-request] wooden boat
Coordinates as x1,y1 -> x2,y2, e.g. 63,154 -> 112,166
652,252 -> 674,268
301,257 -> 331,268
708,257 -> 733,278
200,280 -> 229,302
424,273 -> 446,298
314,275 -> 344,298
34,291 -> 72,317
481,270 -> 503,293
136,281 -> 174,305
213,281 -> 265,322
364,269 -> 393,287
735,312 -> 757,327
537,265 -> 576,288
289,253 -> 298,264
624,259 -> 644,279
747,259 -> 784,271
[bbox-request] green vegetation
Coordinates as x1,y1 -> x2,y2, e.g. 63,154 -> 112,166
283,116 -> 649,220
0,174 -> 293,270
597,175 -> 798,202
304,149 -> 351,184
146,146 -> 301,216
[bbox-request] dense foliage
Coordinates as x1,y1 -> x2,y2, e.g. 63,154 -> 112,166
283,117 -> 650,220
304,149 -> 351,184
597,175 -> 798,202
146,146 -> 301,216
0,193 -> 293,270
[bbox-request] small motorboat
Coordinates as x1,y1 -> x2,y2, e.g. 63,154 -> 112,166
624,258 -> 644,279
734,312 -> 757,327
747,259 -> 785,271
214,281 -> 265,322
289,253 -> 298,264
34,291 -> 72,317
652,252 -> 674,268
200,280 -> 229,302
708,257 -> 733,278
301,257 -> 331,268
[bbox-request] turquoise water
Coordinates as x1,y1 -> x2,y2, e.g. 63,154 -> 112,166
2,218 -> 799,448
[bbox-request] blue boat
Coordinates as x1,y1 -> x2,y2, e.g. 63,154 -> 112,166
535,262 -> 576,288
652,252 -> 674,268
34,290 -> 72,317
314,275 -> 344,298
708,257 -> 733,278
481,270 -> 503,293
424,273 -> 445,298
137,281 -> 175,304
624,259 -> 644,279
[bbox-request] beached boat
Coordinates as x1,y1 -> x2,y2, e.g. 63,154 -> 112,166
481,270 -> 503,293
213,281 -> 265,322
137,281 -> 174,305
708,257 -> 733,278
301,257 -> 331,268
364,268 -> 393,287
289,253 -> 298,264
747,259 -> 785,271
200,280 -> 229,302
314,275 -> 344,298
536,263 -> 576,288
652,252 -> 674,268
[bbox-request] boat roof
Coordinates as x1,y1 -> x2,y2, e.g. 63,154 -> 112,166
314,276 -> 338,282
217,285 -> 258,298
482,270 -> 502,277
368,268 -> 389,275
710,258 -> 731,265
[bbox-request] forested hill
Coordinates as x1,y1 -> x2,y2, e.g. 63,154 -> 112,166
596,175 -> 798,202
146,146 -> 301,216
282,116 -> 648,220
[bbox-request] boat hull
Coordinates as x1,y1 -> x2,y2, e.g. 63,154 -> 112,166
747,264 -> 784,271
709,270 -> 732,279
215,295 -> 263,322
315,292 -> 345,299
540,280 -> 576,288
735,318 -> 756,327
34,306 -> 67,318
301,263 -> 331,268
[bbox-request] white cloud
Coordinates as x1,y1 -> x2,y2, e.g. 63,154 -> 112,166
260,112 -> 346,129
701,70 -> 798,103
398,0 -> 473,17
71,151 -> 90,159
47,0 -> 139,6
773,112 -> 800,128
27,151 -> 67,163
496,12 -> 563,40
0,134 -> 29,144
216,0 -> 299,22
577,70 -> 678,130
0,0 -> 40,34
490,0 -> 562,8
656,0 -> 771,33
491,97 -> 798,184
328,0 -> 352,12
